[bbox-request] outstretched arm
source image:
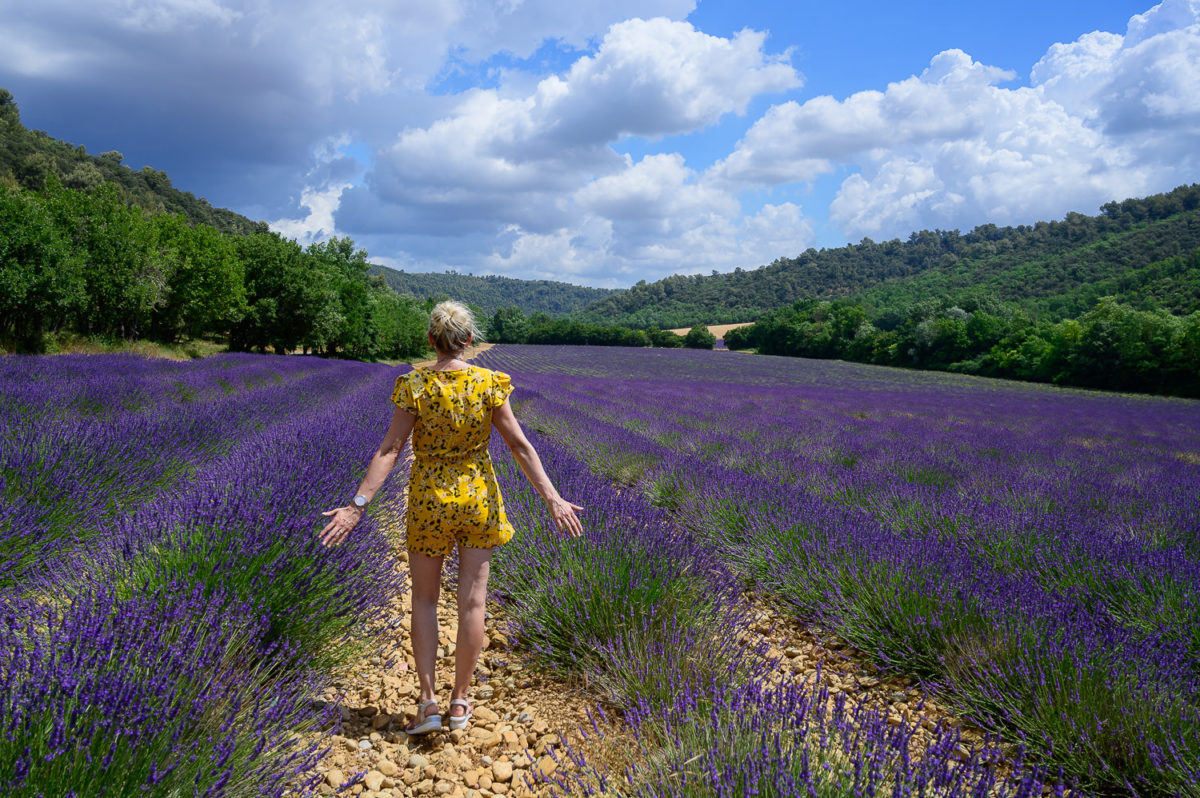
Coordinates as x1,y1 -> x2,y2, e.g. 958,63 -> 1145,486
320,405 -> 416,547
491,400 -> 583,538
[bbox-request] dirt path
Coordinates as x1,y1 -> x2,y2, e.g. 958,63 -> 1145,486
309,341 -> 606,798
307,343 -> 1001,796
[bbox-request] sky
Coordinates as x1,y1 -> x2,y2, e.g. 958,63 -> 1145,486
2,0 -> 1198,287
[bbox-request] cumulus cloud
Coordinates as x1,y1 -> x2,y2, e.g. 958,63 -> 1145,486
0,0 -> 696,213
715,0 -> 1200,241
335,17 -> 802,282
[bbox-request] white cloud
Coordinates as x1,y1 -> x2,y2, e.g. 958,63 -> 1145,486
337,17 -> 803,283
268,182 -> 352,245
714,0 -> 1200,241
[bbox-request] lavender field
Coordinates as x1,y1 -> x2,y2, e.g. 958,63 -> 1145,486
0,353 -> 410,796
475,345 -> 1200,796
3,347 -> 1198,796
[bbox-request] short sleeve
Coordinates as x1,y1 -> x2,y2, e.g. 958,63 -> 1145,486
391,373 -> 419,415
488,370 -> 513,408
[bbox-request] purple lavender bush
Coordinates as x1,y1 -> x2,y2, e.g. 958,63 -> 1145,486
0,585 -> 327,796
477,345 -> 1200,795
1,353 -> 411,795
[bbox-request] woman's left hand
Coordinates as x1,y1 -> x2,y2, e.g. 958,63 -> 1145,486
319,505 -> 363,548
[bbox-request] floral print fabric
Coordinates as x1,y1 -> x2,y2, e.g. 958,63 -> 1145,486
391,365 -> 515,556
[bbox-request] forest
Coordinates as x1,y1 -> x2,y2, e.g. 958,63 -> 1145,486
372,268 -> 614,316
573,185 -> 1200,329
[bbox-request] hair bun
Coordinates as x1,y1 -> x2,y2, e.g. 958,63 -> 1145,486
428,300 -> 483,354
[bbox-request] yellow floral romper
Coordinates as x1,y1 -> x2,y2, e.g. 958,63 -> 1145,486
391,365 -> 516,557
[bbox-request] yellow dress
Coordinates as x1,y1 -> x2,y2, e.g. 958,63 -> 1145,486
391,365 -> 515,556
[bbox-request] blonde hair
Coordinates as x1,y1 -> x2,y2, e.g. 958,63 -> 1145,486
428,300 -> 483,354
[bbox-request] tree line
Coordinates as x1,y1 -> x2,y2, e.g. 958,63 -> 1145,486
572,184 -> 1200,329
372,268 -> 615,317
485,306 -> 716,349
1,174 -> 430,359
725,294 -> 1200,397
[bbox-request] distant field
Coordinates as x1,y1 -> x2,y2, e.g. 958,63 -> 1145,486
667,321 -> 753,337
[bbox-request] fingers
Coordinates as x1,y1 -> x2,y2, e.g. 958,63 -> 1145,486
318,507 -> 356,547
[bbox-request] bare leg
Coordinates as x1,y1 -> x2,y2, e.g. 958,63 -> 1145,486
451,545 -> 493,717
407,550 -> 443,729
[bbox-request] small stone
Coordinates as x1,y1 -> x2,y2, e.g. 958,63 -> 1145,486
408,753 -> 430,769
464,769 -> 480,788
492,761 -> 514,782
361,706 -> 379,718
370,656 -> 381,665
516,712 -> 532,724
423,764 -> 437,780
339,706 -> 354,722
326,769 -> 346,788
529,719 -> 548,735
377,759 -> 399,777
857,676 -> 880,688
534,756 -> 557,780
364,771 -> 385,791
449,728 -> 466,744
480,755 -> 493,765
435,782 -> 452,795
358,739 -> 373,751
492,782 -> 509,795
372,713 -> 391,730
491,633 -> 509,648
477,686 -> 495,700
475,707 -> 500,723
414,778 -> 434,795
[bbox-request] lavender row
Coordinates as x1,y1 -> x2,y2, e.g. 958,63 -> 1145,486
0,353 -> 383,589
1,353 -> 411,796
476,345 -> 1200,795
483,419 -> 1055,795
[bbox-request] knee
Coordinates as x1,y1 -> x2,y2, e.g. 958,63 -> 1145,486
457,586 -> 488,615
411,584 -> 440,609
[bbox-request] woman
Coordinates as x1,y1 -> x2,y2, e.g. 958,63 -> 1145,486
318,301 -> 583,734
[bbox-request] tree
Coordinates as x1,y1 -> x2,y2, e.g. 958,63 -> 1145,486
150,213 -> 245,340
684,324 -> 716,349
0,184 -> 86,349
488,306 -> 528,343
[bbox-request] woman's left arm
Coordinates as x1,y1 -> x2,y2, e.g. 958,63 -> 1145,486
319,406 -> 416,547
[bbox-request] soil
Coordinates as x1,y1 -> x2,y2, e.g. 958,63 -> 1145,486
666,322 -> 753,338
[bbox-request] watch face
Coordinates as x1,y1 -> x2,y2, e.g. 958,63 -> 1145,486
353,495 -> 368,508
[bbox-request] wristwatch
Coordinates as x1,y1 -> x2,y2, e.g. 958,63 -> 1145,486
352,494 -> 369,509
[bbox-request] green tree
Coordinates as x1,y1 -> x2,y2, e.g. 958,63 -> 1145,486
0,185 -> 86,349
150,213 -> 245,340
684,324 -> 716,349
489,306 -> 529,343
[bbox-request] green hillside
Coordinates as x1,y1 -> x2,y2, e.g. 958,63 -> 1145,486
0,90 -> 265,236
371,266 -> 615,316
576,184 -> 1200,328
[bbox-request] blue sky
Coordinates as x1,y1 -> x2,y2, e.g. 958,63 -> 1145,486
2,0 -> 1196,286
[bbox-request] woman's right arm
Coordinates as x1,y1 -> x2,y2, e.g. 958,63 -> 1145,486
492,400 -> 583,538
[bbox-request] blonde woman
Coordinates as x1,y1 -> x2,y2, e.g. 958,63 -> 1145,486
319,300 -> 583,733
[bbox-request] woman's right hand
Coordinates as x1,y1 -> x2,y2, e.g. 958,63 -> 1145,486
546,496 -> 584,538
